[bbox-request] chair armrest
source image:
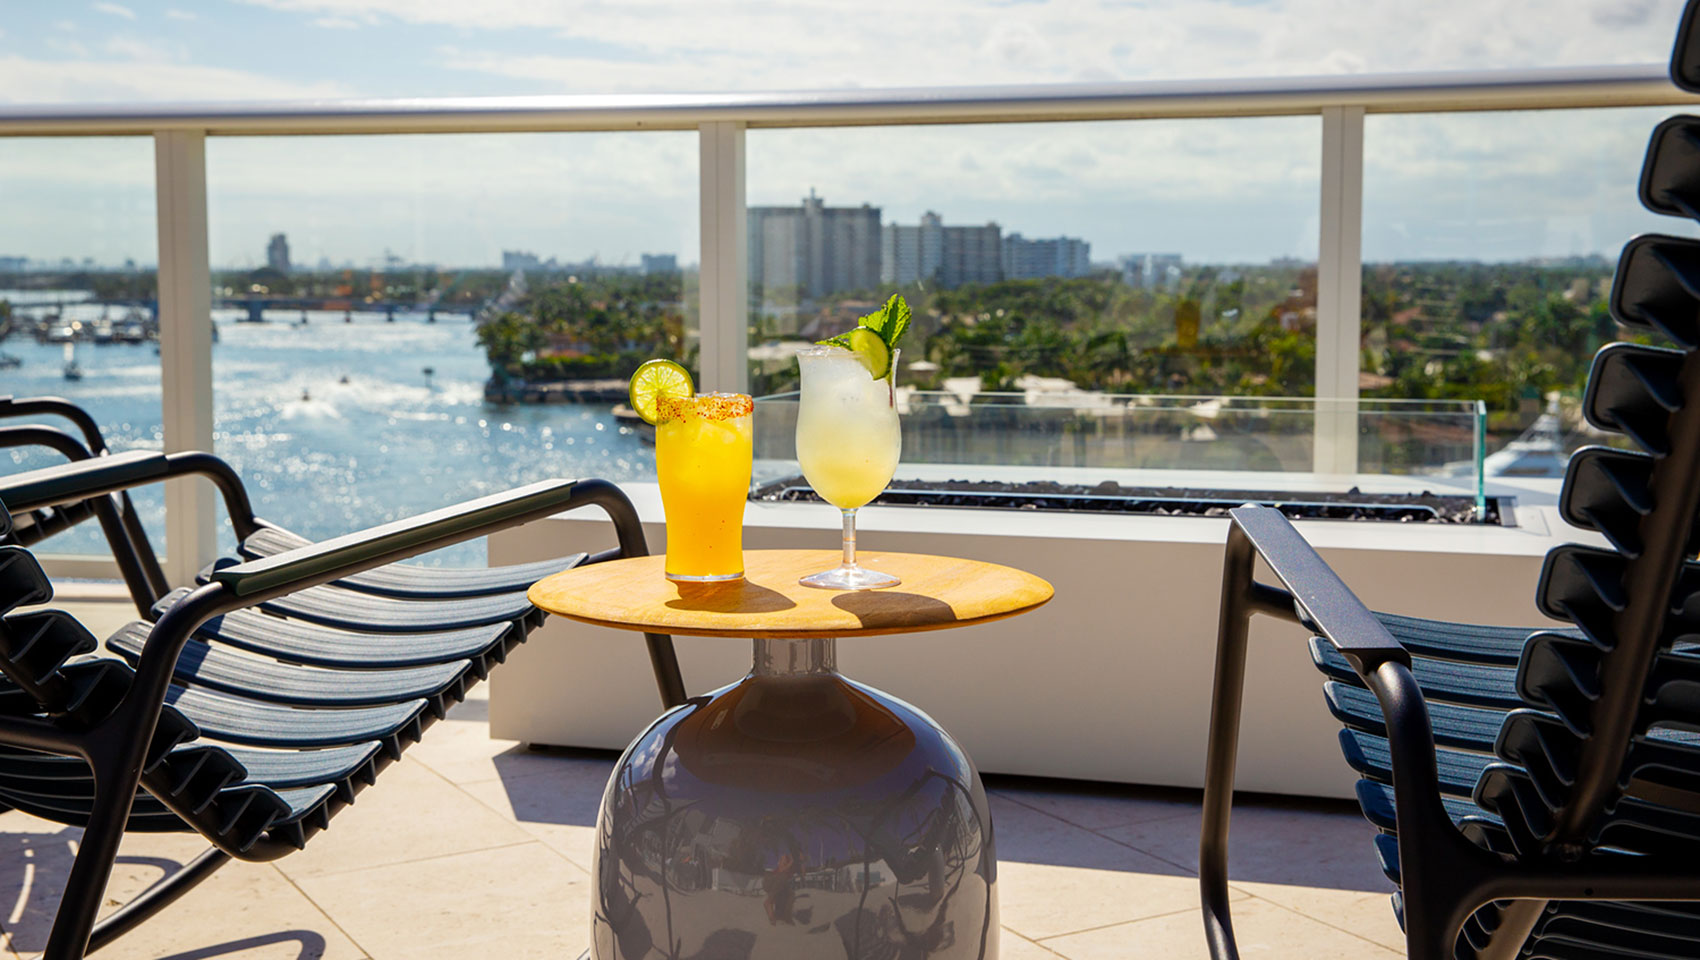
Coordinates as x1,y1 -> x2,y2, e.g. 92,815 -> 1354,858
0,450 -> 167,511
211,478 -> 588,597
0,425 -> 95,463
1227,506 -> 1410,673
0,395 -> 110,454
0,449 -> 261,542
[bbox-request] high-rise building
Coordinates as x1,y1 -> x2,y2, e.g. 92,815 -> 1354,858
1001,234 -> 1091,281
881,211 -> 943,286
1120,253 -> 1183,289
502,250 -> 543,271
266,233 -> 291,273
640,253 -> 678,275
943,223 -> 1004,287
748,190 -> 881,300
0,256 -> 26,272
882,212 -> 1001,288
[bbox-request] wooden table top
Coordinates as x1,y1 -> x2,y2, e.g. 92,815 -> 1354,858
527,549 -> 1053,639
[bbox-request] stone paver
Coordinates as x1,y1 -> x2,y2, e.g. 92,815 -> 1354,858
0,593 -> 1408,958
1042,898 -> 1401,959
296,843 -> 588,960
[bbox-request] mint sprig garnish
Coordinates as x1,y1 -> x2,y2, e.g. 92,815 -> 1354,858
816,294 -> 910,350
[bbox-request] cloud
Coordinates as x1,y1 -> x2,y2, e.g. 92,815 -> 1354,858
236,0 -> 1686,93
104,36 -> 180,62
199,131 -> 700,267
0,54 -> 349,103
46,37 -> 92,57
165,8 -> 198,19
1593,0 -> 1658,27
5,0 -> 1695,267
92,2 -> 137,20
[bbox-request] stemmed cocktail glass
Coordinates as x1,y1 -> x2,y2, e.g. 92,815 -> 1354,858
795,345 -> 901,590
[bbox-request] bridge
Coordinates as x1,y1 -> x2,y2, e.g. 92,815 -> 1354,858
5,295 -> 488,324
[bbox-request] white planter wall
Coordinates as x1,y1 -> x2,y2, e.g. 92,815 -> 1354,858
489,482 -> 1588,800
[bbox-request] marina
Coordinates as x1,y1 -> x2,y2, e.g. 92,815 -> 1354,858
0,293 -> 655,564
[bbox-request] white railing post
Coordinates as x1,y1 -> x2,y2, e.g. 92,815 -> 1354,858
1315,105 -> 1365,475
698,121 -> 748,394
154,130 -> 217,586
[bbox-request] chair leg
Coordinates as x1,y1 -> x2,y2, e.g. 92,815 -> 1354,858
113,492 -> 170,600
1199,523 -> 1291,960
85,846 -> 231,954
42,751 -> 148,960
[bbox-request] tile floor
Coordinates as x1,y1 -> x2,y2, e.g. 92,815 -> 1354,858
0,593 -> 1406,960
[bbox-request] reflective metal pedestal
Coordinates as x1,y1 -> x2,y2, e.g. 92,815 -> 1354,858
592,637 -> 998,959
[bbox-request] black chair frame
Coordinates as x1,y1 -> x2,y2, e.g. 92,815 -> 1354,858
1201,506 -> 1700,960
0,453 -> 687,959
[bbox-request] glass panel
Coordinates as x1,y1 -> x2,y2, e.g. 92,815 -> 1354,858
753,393 -> 1488,521
1361,107 -> 1696,476
0,137 -> 161,557
746,118 -> 1321,399
206,132 -> 697,561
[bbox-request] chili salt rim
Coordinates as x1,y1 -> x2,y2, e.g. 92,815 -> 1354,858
656,392 -> 753,423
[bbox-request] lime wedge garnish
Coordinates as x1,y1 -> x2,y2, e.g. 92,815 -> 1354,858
844,326 -> 891,380
628,359 -> 693,424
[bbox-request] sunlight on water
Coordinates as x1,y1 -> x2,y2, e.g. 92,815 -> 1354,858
2,303 -> 655,566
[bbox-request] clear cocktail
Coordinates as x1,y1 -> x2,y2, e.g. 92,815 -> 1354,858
796,346 -> 901,509
656,392 -> 754,582
795,295 -> 910,590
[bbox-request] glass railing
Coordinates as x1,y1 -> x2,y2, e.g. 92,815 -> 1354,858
1,68 -> 1690,570
752,391 -> 1490,521
0,136 -> 163,558
196,131 -> 696,562
746,117 -> 1321,399
1359,105 -> 1700,456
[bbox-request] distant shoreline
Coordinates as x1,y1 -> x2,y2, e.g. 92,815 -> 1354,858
482,377 -> 627,404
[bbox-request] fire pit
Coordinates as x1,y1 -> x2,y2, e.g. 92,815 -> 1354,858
749,391 -> 1497,525
750,476 -> 1503,524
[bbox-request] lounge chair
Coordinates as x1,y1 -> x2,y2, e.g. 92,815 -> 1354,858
0,453 -> 684,960
1199,11 -> 1700,957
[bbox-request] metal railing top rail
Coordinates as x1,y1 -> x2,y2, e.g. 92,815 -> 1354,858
0,64 -> 1695,137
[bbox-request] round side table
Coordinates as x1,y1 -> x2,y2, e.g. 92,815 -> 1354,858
529,549 -> 1052,960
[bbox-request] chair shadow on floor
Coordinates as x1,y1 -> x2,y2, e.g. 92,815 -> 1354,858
151,931 -> 328,960
0,826 -> 174,955
0,826 -> 330,959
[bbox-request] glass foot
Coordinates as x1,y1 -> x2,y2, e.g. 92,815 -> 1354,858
666,570 -> 744,583
799,565 -> 901,591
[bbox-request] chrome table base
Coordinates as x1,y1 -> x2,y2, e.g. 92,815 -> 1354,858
592,637 -> 999,959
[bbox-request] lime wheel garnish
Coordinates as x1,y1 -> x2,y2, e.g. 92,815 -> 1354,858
628,359 -> 693,424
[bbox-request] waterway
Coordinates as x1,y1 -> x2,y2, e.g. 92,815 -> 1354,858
1,293 -> 654,565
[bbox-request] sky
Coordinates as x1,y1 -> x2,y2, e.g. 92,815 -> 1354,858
0,0 -> 1696,268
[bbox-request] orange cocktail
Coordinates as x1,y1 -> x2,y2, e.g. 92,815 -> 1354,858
655,393 -> 754,581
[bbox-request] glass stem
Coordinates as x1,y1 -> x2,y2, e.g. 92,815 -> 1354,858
841,508 -> 858,570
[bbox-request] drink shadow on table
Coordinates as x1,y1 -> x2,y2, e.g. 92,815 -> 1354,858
664,580 -> 796,614
829,592 -> 957,631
